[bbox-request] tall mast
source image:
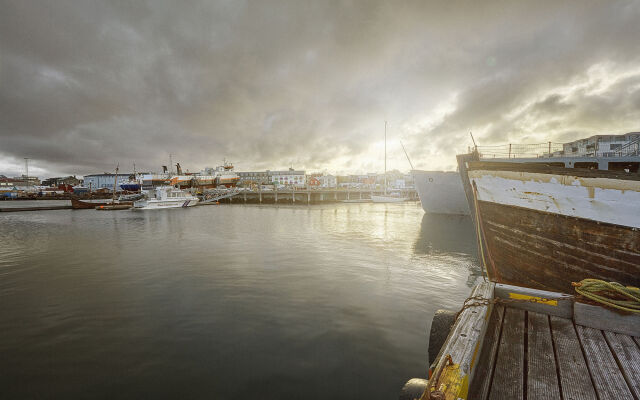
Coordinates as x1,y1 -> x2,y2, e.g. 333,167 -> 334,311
384,121 -> 387,195
113,164 -> 119,202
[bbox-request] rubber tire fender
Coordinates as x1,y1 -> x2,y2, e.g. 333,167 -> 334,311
398,378 -> 428,400
428,309 -> 456,366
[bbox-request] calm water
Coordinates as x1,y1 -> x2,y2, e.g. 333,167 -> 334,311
0,202 -> 480,399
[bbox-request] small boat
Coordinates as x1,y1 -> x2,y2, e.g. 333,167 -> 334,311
133,186 -> 199,209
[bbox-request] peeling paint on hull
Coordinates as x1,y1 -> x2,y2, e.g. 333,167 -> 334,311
468,163 -> 640,292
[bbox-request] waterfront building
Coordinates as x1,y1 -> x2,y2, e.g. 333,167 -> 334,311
317,174 -> 337,188
561,132 -> 640,157
83,173 -> 134,191
237,169 -> 306,188
0,175 -> 40,187
41,176 -> 81,187
237,171 -> 270,186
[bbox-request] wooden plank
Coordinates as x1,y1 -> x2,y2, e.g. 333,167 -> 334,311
604,331 -> 640,399
427,282 -> 495,399
495,283 -> 573,318
576,325 -> 633,400
549,316 -> 597,400
575,302 -> 640,337
489,307 -> 524,400
527,312 -> 561,400
468,305 -> 505,400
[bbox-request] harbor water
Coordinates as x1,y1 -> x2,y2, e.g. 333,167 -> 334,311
0,202 -> 480,399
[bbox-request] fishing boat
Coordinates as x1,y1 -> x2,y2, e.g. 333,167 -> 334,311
133,186 -> 199,209
72,166 -> 132,209
371,121 -> 408,203
460,159 -> 640,293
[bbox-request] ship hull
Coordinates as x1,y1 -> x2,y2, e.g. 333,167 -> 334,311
412,170 -> 470,215
132,198 -> 199,209
468,162 -> 640,293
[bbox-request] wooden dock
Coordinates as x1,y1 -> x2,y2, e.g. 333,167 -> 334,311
471,305 -> 640,400
401,282 -> 640,400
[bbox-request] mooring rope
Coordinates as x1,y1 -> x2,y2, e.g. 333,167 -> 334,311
572,279 -> 640,313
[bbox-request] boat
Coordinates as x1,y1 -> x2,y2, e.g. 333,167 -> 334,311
412,170 -> 470,215
371,121 -> 408,203
417,133 -> 640,215
459,159 -> 640,293
72,166 -> 133,209
132,186 -> 199,209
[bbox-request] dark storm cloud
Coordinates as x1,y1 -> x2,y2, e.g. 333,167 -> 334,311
0,0 -> 639,176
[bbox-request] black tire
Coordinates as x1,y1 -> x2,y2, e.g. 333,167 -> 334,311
428,309 -> 456,366
398,378 -> 428,400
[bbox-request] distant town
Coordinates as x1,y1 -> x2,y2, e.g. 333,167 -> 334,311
0,165 -> 414,199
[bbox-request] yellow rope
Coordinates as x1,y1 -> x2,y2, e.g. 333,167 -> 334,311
572,279 -> 640,313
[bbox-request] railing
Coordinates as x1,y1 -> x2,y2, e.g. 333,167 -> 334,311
477,140 -> 640,159
615,137 -> 640,157
476,142 -> 564,159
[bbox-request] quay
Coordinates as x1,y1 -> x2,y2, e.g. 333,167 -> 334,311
0,205 -> 73,212
213,188 -> 418,204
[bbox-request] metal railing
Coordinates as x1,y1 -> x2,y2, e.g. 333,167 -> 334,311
477,140 -> 640,159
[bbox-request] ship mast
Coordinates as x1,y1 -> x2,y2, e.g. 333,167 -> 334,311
113,164 -> 119,202
384,121 -> 387,195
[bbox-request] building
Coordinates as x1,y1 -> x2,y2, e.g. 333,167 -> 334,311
237,168 -> 306,188
562,132 -> 640,157
0,175 -> 40,187
41,176 -> 81,187
269,169 -> 306,187
317,174 -> 337,188
83,173 -> 133,191
237,171 -> 270,186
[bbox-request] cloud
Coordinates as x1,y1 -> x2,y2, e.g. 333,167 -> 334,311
0,0 -> 639,177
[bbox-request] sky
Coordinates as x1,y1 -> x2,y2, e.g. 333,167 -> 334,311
1,0 -> 639,178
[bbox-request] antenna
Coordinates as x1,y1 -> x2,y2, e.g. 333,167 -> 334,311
399,139 -> 415,170
24,158 -> 29,181
169,153 -> 173,175
469,132 -> 477,149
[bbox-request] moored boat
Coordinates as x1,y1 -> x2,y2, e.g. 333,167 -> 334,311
463,161 -> 640,293
412,170 -> 470,215
71,197 -> 132,209
133,186 -> 199,209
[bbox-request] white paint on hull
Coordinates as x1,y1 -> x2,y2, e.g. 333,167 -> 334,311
469,169 -> 640,228
412,170 -> 470,215
133,198 -> 199,209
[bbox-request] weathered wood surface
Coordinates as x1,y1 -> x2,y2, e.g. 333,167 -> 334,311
468,305 -> 505,400
575,302 -> 640,337
527,312 -> 561,400
603,331 -> 640,399
577,326 -> 634,400
489,307 -> 524,400
467,161 -> 640,181
549,316 -> 597,400
475,200 -> 640,293
427,282 -> 495,398
494,283 -> 573,318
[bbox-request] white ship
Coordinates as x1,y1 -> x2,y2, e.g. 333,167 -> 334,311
412,170 -> 470,215
133,186 -> 199,209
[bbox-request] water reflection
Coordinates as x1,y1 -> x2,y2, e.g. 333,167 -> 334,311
0,203 -> 481,400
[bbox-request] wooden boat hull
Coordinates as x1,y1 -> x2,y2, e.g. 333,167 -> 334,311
71,198 -> 132,209
467,162 -> 640,293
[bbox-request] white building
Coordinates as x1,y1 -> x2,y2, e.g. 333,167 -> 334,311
83,173 -> 133,191
269,169 -> 306,188
562,133 -> 640,157
317,174 -> 337,188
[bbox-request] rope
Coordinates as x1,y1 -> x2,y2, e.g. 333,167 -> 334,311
572,279 -> 640,313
